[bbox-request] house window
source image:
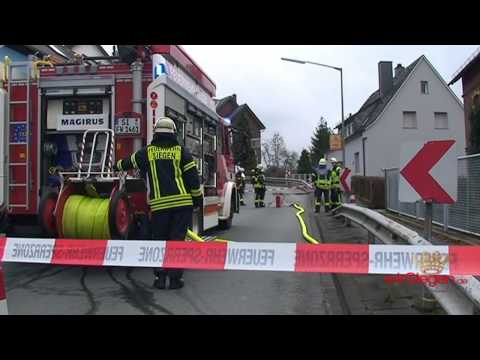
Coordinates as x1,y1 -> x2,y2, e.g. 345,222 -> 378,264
403,111 -> 417,129
251,138 -> 260,149
473,94 -> 480,109
421,81 -> 429,94
354,152 -> 360,174
434,112 -> 448,129
345,123 -> 354,137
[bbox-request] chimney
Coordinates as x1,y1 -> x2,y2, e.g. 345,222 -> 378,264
394,63 -> 405,78
378,61 -> 393,97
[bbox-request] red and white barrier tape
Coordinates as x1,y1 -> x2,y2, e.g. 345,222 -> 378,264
0,237 -> 480,276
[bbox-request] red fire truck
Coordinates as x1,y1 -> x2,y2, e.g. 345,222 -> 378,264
0,45 -> 238,239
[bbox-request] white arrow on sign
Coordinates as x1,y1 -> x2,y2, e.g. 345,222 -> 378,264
399,140 -> 457,204
340,168 -> 352,193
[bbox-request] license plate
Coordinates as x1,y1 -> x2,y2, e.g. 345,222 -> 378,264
114,118 -> 141,135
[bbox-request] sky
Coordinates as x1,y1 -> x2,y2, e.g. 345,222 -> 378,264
103,45 -> 479,154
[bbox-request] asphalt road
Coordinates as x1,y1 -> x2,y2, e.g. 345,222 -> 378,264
3,188 -> 342,315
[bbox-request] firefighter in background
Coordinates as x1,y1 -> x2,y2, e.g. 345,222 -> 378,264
252,165 -> 266,208
312,158 -> 331,213
115,117 -> 203,290
235,168 -> 246,206
257,165 -> 267,208
250,168 -> 257,204
250,168 -> 257,206
329,157 -> 342,209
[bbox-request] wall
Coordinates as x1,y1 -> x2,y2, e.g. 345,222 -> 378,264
461,59 -> 480,153
247,116 -> 262,164
344,135 -> 363,175
363,58 -> 465,177
325,149 -> 342,163
232,110 -> 263,164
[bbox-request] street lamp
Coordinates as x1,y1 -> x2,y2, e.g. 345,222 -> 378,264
281,57 -> 345,166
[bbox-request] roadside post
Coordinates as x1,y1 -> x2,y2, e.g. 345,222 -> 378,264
399,139 -> 458,311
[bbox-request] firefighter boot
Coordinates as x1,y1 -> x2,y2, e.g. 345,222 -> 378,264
315,204 -> 320,213
168,277 -> 185,290
153,273 -> 167,290
167,269 -> 185,289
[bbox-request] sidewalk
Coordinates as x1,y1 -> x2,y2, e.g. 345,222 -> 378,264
304,196 -> 429,315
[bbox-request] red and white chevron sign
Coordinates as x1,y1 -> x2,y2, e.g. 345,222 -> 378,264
399,140 -> 457,204
340,168 -> 351,193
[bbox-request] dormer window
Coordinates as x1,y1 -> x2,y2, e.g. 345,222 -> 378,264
344,122 -> 354,137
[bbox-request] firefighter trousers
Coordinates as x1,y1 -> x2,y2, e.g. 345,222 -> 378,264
314,188 -> 330,212
151,207 -> 193,280
330,187 -> 342,208
238,186 -> 245,205
255,187 -> 266,207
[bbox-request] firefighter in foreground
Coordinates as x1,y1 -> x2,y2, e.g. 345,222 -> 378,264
312,158 -> 330,213
235,168 -> 246,206
252,165 -> 266,208
115,117 -> 203,290
329,157 -> 342,209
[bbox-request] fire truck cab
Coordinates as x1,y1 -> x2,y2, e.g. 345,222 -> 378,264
0,45 -> 238,238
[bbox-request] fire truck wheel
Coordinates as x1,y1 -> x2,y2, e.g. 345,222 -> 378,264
219,194 -> 235,230
38,189 -> 58,237
109,191 -> 133,239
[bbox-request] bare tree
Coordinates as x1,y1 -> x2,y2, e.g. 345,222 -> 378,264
262,133 -> 299,177
262,132 -> 287,168
283,151 -> 299,171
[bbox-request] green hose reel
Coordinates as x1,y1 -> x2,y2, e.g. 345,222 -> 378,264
62,195 -> 111,239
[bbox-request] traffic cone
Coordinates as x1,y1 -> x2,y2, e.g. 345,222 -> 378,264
0,265 -> 8,315
275,194 -> 284,208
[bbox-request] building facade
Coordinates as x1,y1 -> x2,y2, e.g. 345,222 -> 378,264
216,94 -> 266,165
449,47 -> 480,155
337,55 -> 465,177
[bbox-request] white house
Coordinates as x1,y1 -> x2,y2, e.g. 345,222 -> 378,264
332,55 -> 465,177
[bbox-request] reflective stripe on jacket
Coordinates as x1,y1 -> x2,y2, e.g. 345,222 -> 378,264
254,174 -> 266,189
329,166 -> 341,189
313,174 -> 330,190
116,135 -> 202,212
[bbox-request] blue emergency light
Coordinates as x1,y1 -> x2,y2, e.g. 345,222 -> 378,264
154,64 -> 168,79
153,54 -> 169,79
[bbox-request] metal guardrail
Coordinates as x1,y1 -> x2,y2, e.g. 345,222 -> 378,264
245,177 -> 314,191
332,203 -> 480,315
265,177 -> 313,190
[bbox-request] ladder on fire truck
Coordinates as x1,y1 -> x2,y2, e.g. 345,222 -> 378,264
6,62 -> 32,210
